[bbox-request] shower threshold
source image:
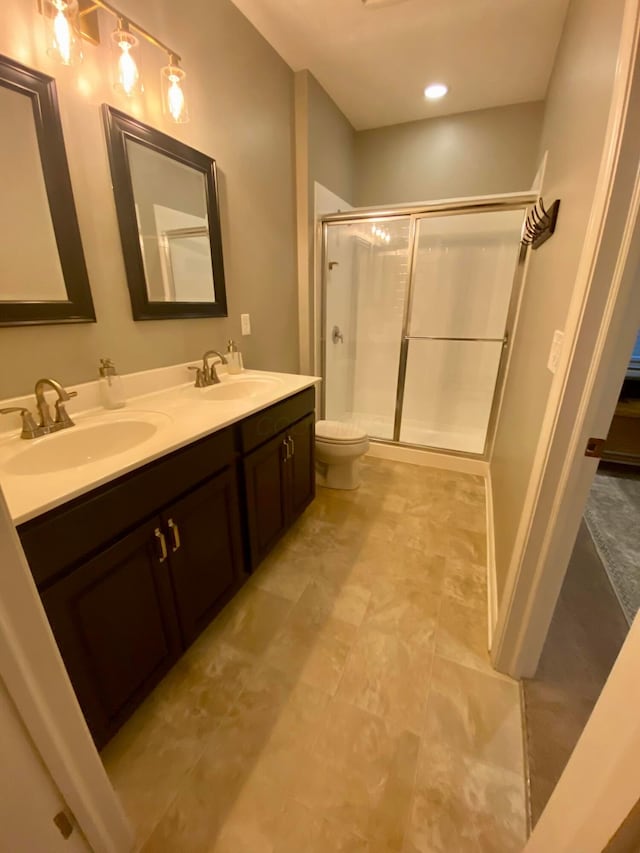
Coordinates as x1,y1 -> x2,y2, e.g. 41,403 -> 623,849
338,413 -> 486,457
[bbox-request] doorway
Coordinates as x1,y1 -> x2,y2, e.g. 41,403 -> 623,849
523,335 -> 640,824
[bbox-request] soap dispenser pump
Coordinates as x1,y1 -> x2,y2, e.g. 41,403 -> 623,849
226,339 -> 243,375
99,358 -> 126,409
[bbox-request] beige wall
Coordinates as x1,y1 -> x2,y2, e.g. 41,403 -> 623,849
491,0 -> 626,604
354,102 -> 545,207
0,0 -> 297,399
294,70 -> 356,371
306,72 -> 356,206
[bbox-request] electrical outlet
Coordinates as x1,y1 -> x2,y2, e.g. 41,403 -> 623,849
240,313 -> 251,336
547,330 -> 564,374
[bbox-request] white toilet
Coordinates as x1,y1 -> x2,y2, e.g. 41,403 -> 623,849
315,420 -> 370,490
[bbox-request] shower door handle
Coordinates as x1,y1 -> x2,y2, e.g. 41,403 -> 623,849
332,325 -> 344,344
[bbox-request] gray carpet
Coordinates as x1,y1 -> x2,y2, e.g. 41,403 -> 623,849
584,470 -> 640,625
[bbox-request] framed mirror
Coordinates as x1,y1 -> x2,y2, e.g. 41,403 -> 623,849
102,105 -> 228,320
0,55 -> 95,326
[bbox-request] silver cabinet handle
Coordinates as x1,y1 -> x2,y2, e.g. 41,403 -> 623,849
155,527 -> 168,563
167,518 -> 181,552
288,436 -> 295,457
282,438 -> 290,461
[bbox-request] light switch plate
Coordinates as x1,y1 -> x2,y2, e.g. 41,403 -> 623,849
547,330 -> 564,374
240,314 -> 251,336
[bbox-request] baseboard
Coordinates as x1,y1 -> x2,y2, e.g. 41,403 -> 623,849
367,441 -> 489,476
485,470 -> 498,650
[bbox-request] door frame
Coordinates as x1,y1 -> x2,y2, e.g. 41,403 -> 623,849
492,0 -> 640,679
0,485 -> 133,853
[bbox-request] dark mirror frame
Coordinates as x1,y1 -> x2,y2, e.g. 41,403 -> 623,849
102,105 -> 228,321
0,55 -> 95,327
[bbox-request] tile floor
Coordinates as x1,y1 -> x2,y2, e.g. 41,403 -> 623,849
102,458 -> 526,852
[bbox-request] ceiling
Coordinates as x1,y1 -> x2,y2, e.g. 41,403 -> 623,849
229,0 -> 570,130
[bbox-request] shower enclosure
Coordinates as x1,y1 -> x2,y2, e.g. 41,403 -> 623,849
321,198 -> 530,457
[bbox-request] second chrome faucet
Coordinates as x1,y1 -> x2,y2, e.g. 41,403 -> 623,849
188,350 -> 228,388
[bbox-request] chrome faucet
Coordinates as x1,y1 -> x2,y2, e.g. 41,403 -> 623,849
188,350 -> 228,387
35,378 -> 77,431
0,378 -> 78,439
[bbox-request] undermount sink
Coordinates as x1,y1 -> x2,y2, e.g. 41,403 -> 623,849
189,376 -> 282,401
3,412 -> 170,476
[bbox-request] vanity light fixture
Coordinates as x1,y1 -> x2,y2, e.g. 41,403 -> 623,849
424,82 -> 448,100
37,0 -> 189,122
112,18 -> 142,97
41,0 -> 83,66
161,54 -> 188,124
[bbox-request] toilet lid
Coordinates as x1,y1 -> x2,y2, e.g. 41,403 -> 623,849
316,420 -> 368,443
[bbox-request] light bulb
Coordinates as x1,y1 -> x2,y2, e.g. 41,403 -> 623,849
424,82 -> 448,100
112,22 -> 142,97
167,75 -> 185,121
44,0 -> 82,66
118,43 -> 139,95
53,4 -> 72,64
161,56 -> 189,123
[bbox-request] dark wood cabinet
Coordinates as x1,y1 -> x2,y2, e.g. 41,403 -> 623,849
19,386 -> 316,748
288,413 -> 316,520
41,519 -> 181,748
243,409 -> 315,570
243,431 -> 290,567
39,467 -> 244,748
164,470 -> 244,647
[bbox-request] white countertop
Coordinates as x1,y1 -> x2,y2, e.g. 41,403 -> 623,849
0,369 -> 320,525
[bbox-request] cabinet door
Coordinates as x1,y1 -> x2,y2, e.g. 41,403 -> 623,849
164,469 -> 244,647
41,520 -> 180,748
287,413 -> 316,521
243,430 -> 289,569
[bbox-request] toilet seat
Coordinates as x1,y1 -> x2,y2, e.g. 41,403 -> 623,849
314,420 -> 369,490
315,420 -> 368,444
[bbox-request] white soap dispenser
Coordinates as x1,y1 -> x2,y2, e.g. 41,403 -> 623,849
99,358 -> 126,409
226,339 -> 243,375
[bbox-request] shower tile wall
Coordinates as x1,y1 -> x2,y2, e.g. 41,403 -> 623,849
324,226 -> 355,423
324,218 -> 411,439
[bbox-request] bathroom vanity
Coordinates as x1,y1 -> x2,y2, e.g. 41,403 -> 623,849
1,373 -> 317,748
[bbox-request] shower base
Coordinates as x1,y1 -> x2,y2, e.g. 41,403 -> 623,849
333,411 -> 486,456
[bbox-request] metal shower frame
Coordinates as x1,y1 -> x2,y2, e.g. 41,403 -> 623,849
319,191 -> 538,460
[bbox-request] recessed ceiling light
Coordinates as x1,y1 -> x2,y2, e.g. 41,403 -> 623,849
424,83 -> 448,100
361,0 -> 410,7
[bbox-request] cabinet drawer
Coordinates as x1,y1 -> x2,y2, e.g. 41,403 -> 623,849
239,387 -> 315,454
19,427 -> 236,588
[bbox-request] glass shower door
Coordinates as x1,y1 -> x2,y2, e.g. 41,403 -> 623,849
399,209 -> 525,453
324,217 -> 411,440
